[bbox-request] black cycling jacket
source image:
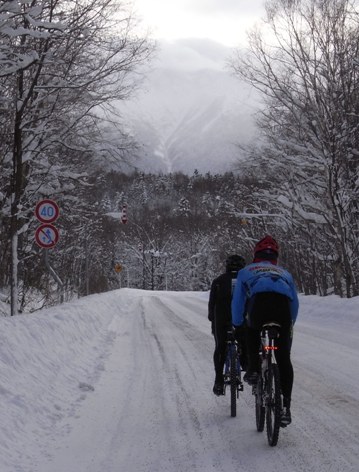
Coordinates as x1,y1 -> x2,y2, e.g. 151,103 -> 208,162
208,271 -> 238,328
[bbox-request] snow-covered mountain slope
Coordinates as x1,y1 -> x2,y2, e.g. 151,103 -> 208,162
120,40 -> 259,174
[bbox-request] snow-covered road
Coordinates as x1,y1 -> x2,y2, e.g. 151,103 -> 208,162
1,289 -> 358,472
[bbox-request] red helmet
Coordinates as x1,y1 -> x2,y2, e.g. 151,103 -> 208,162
254,235 -> 279,255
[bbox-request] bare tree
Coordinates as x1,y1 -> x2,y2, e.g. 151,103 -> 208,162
0,0 -> 154,314
230,0 -> 359,296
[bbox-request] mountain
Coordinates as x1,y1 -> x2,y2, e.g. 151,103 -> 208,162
119,39 -> 259,175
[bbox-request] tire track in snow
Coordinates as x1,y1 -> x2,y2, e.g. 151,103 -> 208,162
35,290 -> 359,472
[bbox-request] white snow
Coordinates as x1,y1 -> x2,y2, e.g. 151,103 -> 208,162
0,289 -> 358,472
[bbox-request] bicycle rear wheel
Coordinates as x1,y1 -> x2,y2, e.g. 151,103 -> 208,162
266,363 -> 281,446
255,374 -> 265,432
230,345 -> 237,417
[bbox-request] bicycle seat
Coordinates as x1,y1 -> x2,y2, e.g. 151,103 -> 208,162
261,322 -> 281,339
262,322 -> 281,329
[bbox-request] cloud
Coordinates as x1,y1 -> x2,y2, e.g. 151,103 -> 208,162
184,0 -> 265,16
134,0 -> 266,47
156,38 -> 231,71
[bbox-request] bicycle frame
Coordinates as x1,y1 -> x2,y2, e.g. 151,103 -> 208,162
224,330 -> 243,417
261,324 -> 279,368
224,340 -> 240,381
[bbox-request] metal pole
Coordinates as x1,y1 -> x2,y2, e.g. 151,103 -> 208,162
126,266 -> 130,287
44,249 -> 64,303
85,238 -> 89,296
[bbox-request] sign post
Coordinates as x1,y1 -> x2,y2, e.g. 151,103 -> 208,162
34,199 -> 63,301
35,199 -> 60,248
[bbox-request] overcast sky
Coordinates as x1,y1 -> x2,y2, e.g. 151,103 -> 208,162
134,0 -> 266,48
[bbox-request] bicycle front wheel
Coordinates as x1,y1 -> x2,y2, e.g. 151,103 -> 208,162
230,345 -> 237,417
266,363 -> 281,446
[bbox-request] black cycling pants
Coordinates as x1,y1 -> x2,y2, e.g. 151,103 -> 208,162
213,323 -> 228,378
246,292 -> 294,401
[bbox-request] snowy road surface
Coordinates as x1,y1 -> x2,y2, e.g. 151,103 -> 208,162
1,289 -> 358,472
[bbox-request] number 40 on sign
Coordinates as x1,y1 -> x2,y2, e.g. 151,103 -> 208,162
35,199 -> 60,223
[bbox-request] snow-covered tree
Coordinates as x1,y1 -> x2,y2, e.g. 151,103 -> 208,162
0,0 -> 153,314
230,0 -> 359,296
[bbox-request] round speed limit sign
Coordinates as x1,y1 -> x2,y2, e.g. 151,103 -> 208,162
35,199 -> 59,223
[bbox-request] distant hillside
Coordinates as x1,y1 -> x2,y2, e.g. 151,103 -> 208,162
118,39 -> 260,174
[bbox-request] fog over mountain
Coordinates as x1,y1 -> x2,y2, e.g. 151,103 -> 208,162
120,39 -> 259,175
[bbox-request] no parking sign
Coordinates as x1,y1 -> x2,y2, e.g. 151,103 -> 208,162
35,224 -> 59,249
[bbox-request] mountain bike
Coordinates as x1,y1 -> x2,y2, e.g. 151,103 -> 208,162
253,322 -> 282,446
223,329 -> 244,417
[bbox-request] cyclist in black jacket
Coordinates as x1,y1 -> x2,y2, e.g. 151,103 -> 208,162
208,254 -> 247,395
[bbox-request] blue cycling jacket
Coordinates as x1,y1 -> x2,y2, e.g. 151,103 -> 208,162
231,261 -> 299,327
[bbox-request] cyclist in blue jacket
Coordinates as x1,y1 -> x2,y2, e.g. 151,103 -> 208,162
231,235 -> 299,427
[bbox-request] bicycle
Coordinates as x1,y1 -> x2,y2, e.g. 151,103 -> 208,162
223,329 -> 244,417
253,322 -> 282,446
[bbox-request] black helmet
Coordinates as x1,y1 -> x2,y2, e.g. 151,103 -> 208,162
225,254 -> 246,272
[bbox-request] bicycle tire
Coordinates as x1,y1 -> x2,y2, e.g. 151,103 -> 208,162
230,345 -> 237,417
255,374 -> 265,432
266,363 -> 281,446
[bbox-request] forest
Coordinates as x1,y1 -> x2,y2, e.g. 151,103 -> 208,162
1,167 -> 358,312
0,0 -> 358,314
